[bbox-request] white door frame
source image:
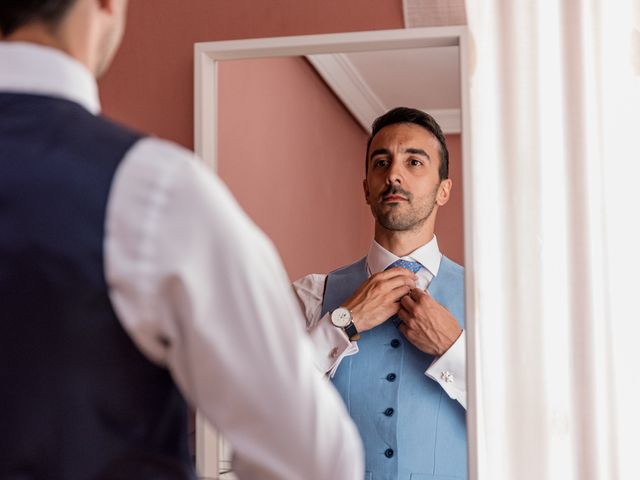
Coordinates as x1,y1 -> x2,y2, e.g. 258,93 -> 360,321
193,26 -> 476,479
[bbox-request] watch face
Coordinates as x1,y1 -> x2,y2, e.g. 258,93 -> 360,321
331,308 -> 352,327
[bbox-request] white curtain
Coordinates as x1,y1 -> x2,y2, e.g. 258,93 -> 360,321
464,1 -> 640,479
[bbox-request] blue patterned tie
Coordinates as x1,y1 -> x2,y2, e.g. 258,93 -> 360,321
387,259 -> 422,274
386,259 -> 422,327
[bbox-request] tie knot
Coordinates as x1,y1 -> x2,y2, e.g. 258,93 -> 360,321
387,259 -> 422,273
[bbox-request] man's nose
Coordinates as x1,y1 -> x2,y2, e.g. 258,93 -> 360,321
386,159 -> 403,184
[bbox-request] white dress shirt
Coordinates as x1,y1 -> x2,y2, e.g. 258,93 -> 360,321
293,237 -> 467,409
0,42 -> 364,480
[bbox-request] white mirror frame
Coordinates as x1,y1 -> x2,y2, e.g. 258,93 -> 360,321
193,26 -> 477,479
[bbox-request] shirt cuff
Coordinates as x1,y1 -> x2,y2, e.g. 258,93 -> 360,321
425,331 -> 467,409
307,312 -> 358,377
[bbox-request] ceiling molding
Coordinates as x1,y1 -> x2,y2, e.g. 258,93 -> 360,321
307,53 -> 462,134
306,53 -> 385,132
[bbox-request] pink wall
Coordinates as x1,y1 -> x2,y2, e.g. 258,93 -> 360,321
436,134 -> 464,266
218,57 -> 373,280
99,0 -> 404,149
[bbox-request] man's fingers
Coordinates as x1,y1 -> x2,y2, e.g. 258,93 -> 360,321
409,287 -> 428,301
376,275 -> 416,295
398,322 -> 412,339
397,306 -> 411,324
400,293 -> 416,309
388,283 -> 412,300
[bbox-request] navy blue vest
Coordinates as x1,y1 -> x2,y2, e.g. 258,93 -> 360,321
0,93 -> 193,479
322,257 -> 466,480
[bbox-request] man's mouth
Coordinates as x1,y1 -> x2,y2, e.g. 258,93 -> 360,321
383,194 -> 408,202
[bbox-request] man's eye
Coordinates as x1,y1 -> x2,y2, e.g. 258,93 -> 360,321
409,159 -> 423,166
374,159 -> 389,167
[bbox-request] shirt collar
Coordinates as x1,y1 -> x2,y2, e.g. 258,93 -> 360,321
0,42 -> 100,114
366,236 -> 442,278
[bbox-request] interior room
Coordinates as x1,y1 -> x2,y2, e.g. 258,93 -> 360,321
98,1 -> 639,479
1,0 -> 638,479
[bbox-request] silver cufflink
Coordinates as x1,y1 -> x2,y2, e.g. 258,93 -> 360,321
441,371 -> 455,383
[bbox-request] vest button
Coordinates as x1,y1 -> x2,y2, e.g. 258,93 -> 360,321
384,407 -> 394,417
385,448 -> 394,458
390,339 -> 401,348
386,373 -> 396,382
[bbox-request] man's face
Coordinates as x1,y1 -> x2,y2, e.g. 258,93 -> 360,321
364,122 -> 451,232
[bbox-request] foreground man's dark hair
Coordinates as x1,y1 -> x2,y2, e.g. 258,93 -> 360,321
0,0 -> 76,36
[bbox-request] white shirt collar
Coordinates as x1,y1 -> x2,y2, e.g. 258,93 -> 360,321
0,42 -> 100,114
366,236 -> 442,277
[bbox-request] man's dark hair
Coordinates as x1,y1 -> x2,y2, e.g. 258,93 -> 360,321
0,0 -> 76,36
365,107 -> 449,181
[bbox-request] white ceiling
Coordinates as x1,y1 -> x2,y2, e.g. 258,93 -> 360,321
307,46 -> 461,133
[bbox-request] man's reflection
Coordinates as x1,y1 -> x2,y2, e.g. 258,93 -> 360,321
294,107 -> 467,480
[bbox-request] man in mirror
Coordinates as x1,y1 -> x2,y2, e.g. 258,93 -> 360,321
294,107 -> 467,479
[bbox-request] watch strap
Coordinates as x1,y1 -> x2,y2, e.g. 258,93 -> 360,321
344,322 -> 360,341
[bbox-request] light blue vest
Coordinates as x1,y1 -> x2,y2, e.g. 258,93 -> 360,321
322,256 -> 466,480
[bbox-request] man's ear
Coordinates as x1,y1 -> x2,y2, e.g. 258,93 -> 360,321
97,0 -> 124,15
363,178 -> 371,205
97,0 -> 113,13
436,178 -> 452,206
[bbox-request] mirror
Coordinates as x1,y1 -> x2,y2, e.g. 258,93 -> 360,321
194,26 -> 472,479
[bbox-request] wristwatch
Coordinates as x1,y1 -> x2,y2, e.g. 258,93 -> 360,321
330,307 -> 360,341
